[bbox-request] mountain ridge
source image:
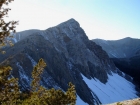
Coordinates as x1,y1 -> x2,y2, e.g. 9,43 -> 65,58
0,19 -> 139,105
93,37 -> 140,58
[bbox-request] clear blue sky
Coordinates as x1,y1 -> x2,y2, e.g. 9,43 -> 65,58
7,0 -> 140,40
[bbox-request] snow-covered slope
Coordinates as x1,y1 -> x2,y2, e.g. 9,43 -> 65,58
76,95 -> 88,105
82,72 -> 138,104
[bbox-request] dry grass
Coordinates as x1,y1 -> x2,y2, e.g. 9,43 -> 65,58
107,98 -> 140,105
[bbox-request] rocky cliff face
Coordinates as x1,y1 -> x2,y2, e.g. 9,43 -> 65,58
0,19 -> 139,105
92,37 -> 140,90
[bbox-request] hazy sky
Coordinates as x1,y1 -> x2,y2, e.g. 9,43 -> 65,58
6,0 -> 140,40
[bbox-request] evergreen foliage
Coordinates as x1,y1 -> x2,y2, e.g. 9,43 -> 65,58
0,66 -> 21,105
0,0 -> 18,51
0,59 -> 76,105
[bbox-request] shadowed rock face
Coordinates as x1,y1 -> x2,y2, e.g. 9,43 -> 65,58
92,37 -> 140,89
0,19 -> 138,104
92,37 -> 140,58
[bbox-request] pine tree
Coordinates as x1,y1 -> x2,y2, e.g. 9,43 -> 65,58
0,66 -> 21,104
0,0 -> 18,50
22,59 -> 76,105
0,59 -> 76,105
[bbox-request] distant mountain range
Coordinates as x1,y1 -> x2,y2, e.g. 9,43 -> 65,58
93,37 -> 140,58
0,19 -> 139,105
93,37 -> 140,89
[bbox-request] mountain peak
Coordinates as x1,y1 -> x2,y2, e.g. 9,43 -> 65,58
119,37 -> 132,41
66,18 -> 78,23
57,18 -> 80,28
125,37 -> 131,39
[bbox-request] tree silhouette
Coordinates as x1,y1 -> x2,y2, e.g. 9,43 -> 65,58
0,0 -> 18,49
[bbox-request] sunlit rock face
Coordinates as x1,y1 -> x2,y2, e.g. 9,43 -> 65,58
0,19 -> 139,105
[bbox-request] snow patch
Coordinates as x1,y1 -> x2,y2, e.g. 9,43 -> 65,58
67,61 -> 73,70
42,76 -> 53,85
26,54 -> 37,66
124,53 -> 126,57
122,72 -> 125,77
41,71 -> 61,90
81,72 -> 138,104
12,38 -> 17,43
16,62 -> 29,83
110,52 -> 117,58
54,45 -> 60,52
76,95 -> 88,105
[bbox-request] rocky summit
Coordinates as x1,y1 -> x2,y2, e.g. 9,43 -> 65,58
0,19 -> 139,105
